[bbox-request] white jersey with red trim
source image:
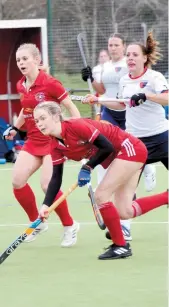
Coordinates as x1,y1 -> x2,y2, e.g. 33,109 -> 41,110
101,57 -> 128,111
118,68 -> 169,137
92,64 -> 104,83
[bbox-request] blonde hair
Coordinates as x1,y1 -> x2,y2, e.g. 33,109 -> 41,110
129,31 -> 162,67
34,101 -> 64,121
16,43 -> 50,73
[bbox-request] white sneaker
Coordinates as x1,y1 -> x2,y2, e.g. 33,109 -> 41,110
144,165 -> 156,192
24,222 -> 48,243
61,221 -> 80,247
121,225 -> 132,241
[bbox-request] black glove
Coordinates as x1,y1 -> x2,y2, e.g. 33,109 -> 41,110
129,93 -> 146,107
81,66 -> 94,82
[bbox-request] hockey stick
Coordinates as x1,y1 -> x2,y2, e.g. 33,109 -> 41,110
81,159 -> 106,230
77,33 -> 94,94
70,94 -> 129,103
0,182 -> 78,265
77,32 -> 99,117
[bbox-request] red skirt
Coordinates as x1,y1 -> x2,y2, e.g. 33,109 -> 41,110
116,138 -> 147,163
22,139 -> 51,157
101,137 -> 147,169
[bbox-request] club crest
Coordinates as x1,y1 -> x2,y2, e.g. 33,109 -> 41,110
35,92 -> 45,102
140,81 -> 148,88
115,67 -> 121,72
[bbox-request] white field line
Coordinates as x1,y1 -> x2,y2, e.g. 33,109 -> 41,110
0,163 -> 163,171
0,221 -> 168,228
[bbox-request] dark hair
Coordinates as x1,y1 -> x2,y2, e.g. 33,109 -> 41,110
128,31 -> 162,67
109,33 -> 126,45
99,49 -> 109,55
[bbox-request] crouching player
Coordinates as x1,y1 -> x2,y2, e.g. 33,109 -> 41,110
34,101 -> 168,260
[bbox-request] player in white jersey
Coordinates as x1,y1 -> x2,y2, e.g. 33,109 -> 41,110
92,49 -> 110,120
83,31 -> 168,241
92,49 -> 110,83
82,33 -> 127,129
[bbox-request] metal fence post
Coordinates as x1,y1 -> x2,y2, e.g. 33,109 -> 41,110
47,0 -> 55,75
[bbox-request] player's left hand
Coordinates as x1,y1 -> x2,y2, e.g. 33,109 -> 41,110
39,205 -> 49,221
82,94 -> 98,105
78,165 -> 91,187
129,93 -> 146,107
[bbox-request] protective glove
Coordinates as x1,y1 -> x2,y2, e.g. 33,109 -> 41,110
129,93 -> 146,108
3,126 -> 18,140
78,165 -> 91,187
81,66 -> 94,82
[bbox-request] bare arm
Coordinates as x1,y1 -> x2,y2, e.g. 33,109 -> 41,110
62,96 -> 81,118
14,108 -> 25,129
82,94 -> 126,111
98,99 -> 126,110
91,80 -> 105,95
146,92 -> 168,106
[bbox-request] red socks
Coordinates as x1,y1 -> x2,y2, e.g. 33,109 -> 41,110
13,184 -> 38,221
132,191 -> 168,217
99,202 -> 125,246
14,186 -> 73,226
54,190 -> 73,226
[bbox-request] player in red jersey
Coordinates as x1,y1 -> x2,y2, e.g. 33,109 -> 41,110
33,101 -> 168,260
3,43 -> 80,246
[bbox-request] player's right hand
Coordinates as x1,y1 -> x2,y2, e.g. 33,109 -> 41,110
39,204 -> 49,222
81,66 -> 94,82
82,94 -> 98,105
3,126 -> 18,140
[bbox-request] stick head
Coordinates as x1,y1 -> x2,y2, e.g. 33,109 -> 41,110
77,32 -> 88,67
77,32 -> 86,44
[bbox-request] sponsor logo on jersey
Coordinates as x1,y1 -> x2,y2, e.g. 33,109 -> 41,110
24,108 -> 33,113
35,92 -> 45,102
140,81 -> 148,88
23,108 -> 33,118
115,67 -> 121,72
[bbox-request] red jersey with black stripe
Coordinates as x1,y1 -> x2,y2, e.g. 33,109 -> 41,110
17,70 -> 68,147
51,118 -> 147,168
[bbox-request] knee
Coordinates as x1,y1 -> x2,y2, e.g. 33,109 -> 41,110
12,174 -> 26,189
94,189 -> 107,205
119,206 -> 133,220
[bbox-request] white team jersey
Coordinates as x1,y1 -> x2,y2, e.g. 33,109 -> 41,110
100,57 -> 128,111
118,68 -> 169,137
92,64 -> 104,83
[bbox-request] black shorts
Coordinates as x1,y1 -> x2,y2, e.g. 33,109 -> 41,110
101,107 -> 126,130
139,130 -> 168,164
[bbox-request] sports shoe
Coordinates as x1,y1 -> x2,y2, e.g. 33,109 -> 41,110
98,243 -> 132,260
24,222 -> 48,243
121,225 -> 132,241
144,165 -> 156,192
61,221 -> 80,247
105,225 -> 132,242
